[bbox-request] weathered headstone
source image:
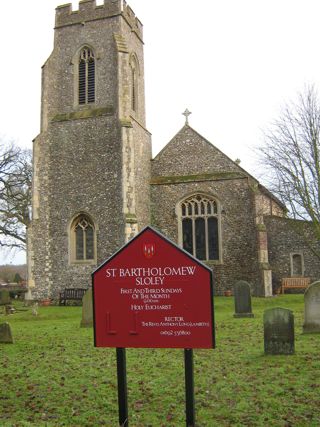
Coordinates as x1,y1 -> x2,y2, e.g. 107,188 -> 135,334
303,281 -> 320,333
0,322 -> 13,344
80,288 -> 93,328
0,290 -> 10,305
264,308 -> 294,355
5,305 -> 15,315
233,280 -> 254,318
32,302 -> 39,316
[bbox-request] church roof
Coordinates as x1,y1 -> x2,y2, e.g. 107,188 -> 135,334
152,124 -> 286,210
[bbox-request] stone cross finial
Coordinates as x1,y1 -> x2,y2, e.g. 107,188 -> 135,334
183,109 -> 192,124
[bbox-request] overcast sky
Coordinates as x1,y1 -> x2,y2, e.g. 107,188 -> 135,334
2,0 -> 320,264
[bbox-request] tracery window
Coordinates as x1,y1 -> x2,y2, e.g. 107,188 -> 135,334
70,214 -> 96,263
179,194 -> 220,261
78,47 -> 95,105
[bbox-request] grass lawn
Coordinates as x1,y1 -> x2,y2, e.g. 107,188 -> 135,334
0,295 -> 319,426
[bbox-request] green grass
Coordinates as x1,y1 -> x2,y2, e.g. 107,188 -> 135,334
0,295 -> 319,426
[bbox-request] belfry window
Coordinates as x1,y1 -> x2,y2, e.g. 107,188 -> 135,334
71,214 -> 96,263
78,47 -> 95,105
179,195 -> 220,261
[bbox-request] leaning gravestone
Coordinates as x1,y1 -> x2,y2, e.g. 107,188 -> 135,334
233,280 -> 254,318
80,288 -> 93,328
303,281 -> 320,333
0,322 -> 13,344
0,290 -> 10,305
264,308 -> 294,355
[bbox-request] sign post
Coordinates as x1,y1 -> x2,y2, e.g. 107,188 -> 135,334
184,348 -> 195,426
116,347 -> 128,426
92,226 -> 215,425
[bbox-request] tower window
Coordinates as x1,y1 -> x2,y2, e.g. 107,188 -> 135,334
179,195 -> 220,261
129,55 -> 139,112
70,214 -> 96,263
79,47 -> 95,105
131,66 -> 136,111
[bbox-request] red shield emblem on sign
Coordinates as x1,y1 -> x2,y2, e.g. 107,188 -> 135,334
143,243 -> 155,259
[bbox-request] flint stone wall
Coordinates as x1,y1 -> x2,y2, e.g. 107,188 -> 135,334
151,125 -> 262,295
29,3 -> 150,299
265,216 -> 320,290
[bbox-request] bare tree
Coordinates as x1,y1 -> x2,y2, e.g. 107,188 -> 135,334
0,143 -> 32,251
259,85 -> 320,254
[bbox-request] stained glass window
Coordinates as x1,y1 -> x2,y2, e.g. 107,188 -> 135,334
72,215 -> 95,262
182,218 -> 193,255
180,195 -> 220,261
195,218 -> 206,260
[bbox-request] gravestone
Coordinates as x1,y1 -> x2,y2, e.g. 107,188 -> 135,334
0,290 -> 10,305
303,281 -> 320,333
5,305 -> 15,315
233,281 -> 254,318
32,302 -> 39,316
0,322 -> 13,344
264,308 -> 294,355
80,288 -> 93,328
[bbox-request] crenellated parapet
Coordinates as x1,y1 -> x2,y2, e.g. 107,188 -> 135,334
55,0 -> 143,40
122,1 -> 143,39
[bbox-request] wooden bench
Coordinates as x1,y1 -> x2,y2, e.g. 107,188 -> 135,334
59,288 -> 87,306
281,277 -> 311,294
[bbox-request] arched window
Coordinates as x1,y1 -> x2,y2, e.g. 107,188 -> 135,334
129,55 -> 138,112
78,47 -> 95,105
131,66 -> 136,111
179,194 -> 220,261
70,214 -> 96,263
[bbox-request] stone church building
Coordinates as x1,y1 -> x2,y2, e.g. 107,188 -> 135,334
27,0 -> 320,300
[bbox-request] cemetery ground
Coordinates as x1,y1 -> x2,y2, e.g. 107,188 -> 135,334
0,296 -> 319,427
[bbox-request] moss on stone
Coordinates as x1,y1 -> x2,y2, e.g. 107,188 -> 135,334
150,172 -> 246,185
256,223 -> 267,232
260,262 -> 271,270
120,119 -> 133,128
125,213 -> 137,224
52,107 -> 114,122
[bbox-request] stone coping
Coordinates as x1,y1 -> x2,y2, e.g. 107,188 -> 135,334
150,172 -> 247,185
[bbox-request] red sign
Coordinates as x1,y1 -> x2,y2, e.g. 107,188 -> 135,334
92,227 -> 215,349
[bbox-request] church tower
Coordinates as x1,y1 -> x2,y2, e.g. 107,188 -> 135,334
27,0 -> 151,299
